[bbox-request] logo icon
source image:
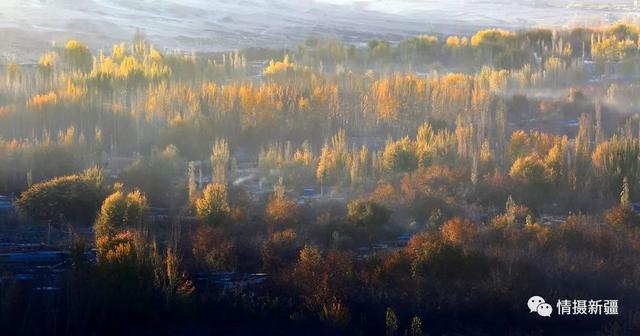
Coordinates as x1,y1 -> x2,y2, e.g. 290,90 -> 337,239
528,296 -> 552,317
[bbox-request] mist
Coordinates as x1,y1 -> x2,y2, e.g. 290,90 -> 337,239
0,0 -> 635,60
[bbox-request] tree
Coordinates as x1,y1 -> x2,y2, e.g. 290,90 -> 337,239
592,137 -> 640,199
63,40 -> 92,72
368,39 -> 391,61
37,52 -> 57,87
293,245 -> 324,309
508,130 -> 530,160
261,228 -> 299,271
159,247 -> 195,304
573,113 -> 593,191
346,199 -> 390,243
292,245 -> 357,314
94,188 -> 148,238
491,195 -> 531,228
398,35 -> 439,64
210,138 -> 230,183
385,307 -> 399,336
509,155 -> 548,185
382,137 -> 418,173
605,177 -> 640,229
410,316 -> 424,336
192,226 -> 237,271
317,144 -> 332,195
6,62 -> 21,88
265,180 -> 300,230
440,218 -> 477,246
544,140 -> 567,186
121,145 -> 183,207
509,154 -> 550,207
471,29 -> 517,67
16,167 -> 104,225
195,183 -> 231,226
319,300 -> 351,329
605,203 -> 640,229
621,176 -> 631,207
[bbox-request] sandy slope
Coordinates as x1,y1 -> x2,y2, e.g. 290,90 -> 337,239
0,0 -> 634,60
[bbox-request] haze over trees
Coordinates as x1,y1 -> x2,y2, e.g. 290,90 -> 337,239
4,22 -> 640,335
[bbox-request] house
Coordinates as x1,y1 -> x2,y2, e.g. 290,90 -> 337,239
298,187 -> 318,205
302,188 -> 316,198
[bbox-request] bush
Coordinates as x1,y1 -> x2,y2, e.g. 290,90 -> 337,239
16,167 -> 104,225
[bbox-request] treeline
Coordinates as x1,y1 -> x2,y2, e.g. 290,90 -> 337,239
299,23 -> 640,72
4,165 -> 640,334
1,29 -> 639,205
0,24 -> 639,217
2,23 -> 640,334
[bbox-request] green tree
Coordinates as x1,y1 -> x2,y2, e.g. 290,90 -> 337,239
509,154 -> 548,185
16,167 -> 104,225
195,183 -> 231,226
592,137 -> 640,199
62,40 -> 92,72
94,189 -> 148,238
382,137 -> 418,173
347,199 -> 390,243
509,154 -> 550,207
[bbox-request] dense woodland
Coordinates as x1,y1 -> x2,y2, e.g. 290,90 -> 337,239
3,24 -> 640,334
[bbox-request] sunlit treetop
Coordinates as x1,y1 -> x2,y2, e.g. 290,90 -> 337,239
63,39 -> 92,72
38,52 -> 57,74
471,29 -> 515,47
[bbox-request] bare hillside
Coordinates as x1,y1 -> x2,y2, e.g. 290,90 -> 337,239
0,0 -> 635,60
